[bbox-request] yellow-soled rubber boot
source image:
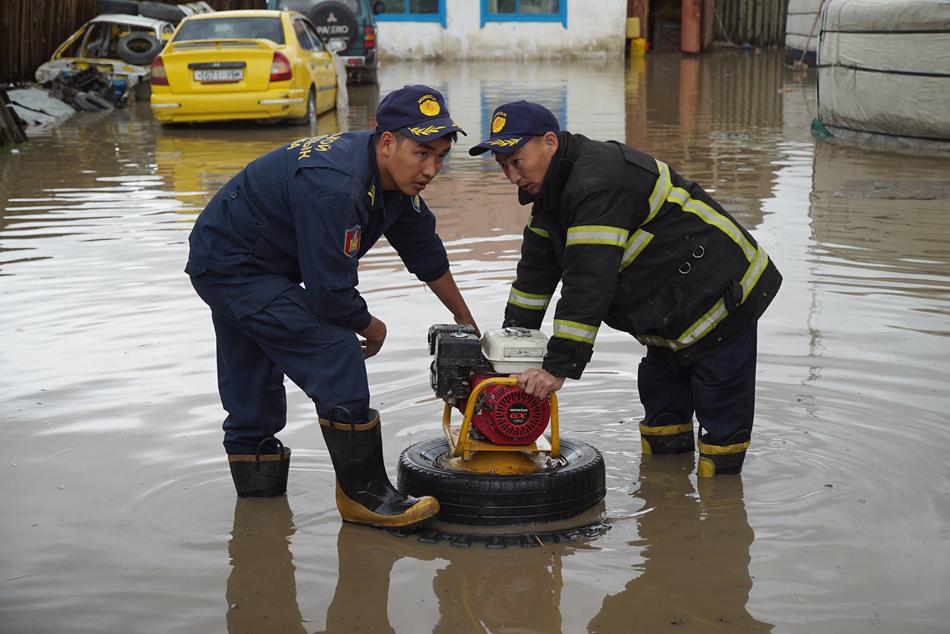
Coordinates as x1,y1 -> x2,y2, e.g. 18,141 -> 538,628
321,409 -> 439,530
697,431 -> 750,477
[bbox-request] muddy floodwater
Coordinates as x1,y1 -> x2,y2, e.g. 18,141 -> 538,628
2,51 -> 949,633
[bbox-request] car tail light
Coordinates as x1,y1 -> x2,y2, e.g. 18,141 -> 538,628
150,56 -> 168,86
270,51 -> 292,82
363,25 -> 375,49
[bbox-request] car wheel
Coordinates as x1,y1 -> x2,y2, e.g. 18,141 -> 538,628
291,88 -> 316,126
397,437 -> 606,526
117,33 -> 162,66
137,0 -> 185,23
355,65 -> 377,85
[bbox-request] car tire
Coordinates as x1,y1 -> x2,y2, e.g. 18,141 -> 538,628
397,437 -> 606,527
138,0 -> 185,23
308,1 -> 359,48
353,65 -> 377,85
98,0 -> 139,15
117,33 -> 163,66
291,88 -> 317,126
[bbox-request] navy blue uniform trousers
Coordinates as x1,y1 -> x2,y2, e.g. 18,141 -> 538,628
191,272 -> 370,455
638,325 -> 757,446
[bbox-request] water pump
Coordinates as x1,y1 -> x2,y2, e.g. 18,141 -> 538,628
428,324 -> 551,446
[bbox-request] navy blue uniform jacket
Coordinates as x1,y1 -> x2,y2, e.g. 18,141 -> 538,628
185,131 -> 450,332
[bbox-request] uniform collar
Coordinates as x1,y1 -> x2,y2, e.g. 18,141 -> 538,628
531,130 -> 574,214
366,135 -> 384,212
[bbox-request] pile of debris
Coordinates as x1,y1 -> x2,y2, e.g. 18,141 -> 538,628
43,68 -> 121,112
1,89 -> 29,147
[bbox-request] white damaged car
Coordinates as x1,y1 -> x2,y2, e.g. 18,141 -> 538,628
35,13 -> 175,93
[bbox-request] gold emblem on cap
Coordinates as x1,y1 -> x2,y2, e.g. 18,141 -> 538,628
418,94 -> 441,117
491,112 -> 507,133
487,137 -> 521,147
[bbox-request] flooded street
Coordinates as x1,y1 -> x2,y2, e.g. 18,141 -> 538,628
2,51 -> 949,633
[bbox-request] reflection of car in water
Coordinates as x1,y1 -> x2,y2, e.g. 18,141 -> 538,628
267,0 -> 384,84
35,14 -> 175,92
150,10 -> 339,125
155,112 -> 341,208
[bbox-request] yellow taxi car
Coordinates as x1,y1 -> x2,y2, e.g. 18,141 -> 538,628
150,10 -> 339,124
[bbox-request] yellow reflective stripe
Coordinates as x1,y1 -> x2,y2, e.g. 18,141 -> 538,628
566,225 -> 629,248
553,319 -> 599,344
639,422 -> 693,436
739,245 -> 769,302
645,160 -> 672,225
527,218 -> 550,239
635,246 -> 770,351
666,187 -> 756,262
675,247 -> 769,347
619,229 -> 654,271
699,440 -> 751,455
507,286 -> 552,311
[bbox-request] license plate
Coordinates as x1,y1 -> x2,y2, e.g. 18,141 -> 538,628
193,69 -> 243,82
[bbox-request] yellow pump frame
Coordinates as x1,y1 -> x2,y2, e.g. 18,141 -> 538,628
441,377 -> 560,468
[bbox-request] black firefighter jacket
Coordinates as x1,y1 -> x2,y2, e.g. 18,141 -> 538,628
503,132 -> 782,379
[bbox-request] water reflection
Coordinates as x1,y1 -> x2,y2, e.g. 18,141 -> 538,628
320,524 -> 569,633
226,498 -> 306,634
589,455 -> 772,633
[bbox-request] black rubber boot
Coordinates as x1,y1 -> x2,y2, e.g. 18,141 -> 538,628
228,437 -> 291,497
320,408 -> 439,530
697,429 -> 750,477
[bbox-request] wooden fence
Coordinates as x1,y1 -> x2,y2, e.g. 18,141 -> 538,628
716,0 -> 789,47
0,0 -> 265,85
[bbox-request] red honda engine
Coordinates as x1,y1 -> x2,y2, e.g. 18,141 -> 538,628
462,373 -> 551,445
428,324 -> 551,446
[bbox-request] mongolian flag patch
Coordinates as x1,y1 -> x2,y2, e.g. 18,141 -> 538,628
343,224 -> 362,257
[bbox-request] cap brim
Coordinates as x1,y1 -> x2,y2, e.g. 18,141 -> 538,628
468,135 -> 531,156
399,116 -> 467,141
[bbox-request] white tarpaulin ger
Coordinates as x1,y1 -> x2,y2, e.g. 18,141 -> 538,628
817,0 -> 950,150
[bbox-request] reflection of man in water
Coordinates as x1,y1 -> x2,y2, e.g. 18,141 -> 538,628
588,455 -> 773,633
470,101 -> 781,475
226,498 -> 306,634
321,525 -> 567,633
187,85 -> 478,528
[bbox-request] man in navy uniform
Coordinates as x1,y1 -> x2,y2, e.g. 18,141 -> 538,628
187,85 -> 478,529
470,102 -> 781,476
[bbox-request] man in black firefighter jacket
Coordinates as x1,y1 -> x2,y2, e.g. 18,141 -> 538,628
470,101 -> 782,476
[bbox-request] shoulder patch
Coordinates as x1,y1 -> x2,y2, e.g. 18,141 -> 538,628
343,225 -> 362,257
411,195 -> 422,213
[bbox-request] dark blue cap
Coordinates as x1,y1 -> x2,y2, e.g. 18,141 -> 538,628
469,101 -> 560,156
375,84 -> 466,142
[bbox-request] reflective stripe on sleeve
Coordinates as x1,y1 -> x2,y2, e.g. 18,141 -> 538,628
507,286 -> 552,311
565,225 -> 629,248
553,319 -> 599,344
619,229 -> 654,271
